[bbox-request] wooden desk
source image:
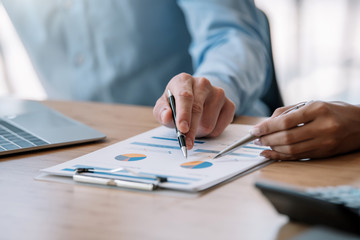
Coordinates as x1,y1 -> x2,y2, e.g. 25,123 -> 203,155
1,101 -> 360,240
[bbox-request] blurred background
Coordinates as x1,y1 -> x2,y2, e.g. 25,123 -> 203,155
1,0 -> 359,106
256,0 -> 360,105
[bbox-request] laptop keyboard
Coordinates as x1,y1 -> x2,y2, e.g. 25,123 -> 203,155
0,119 -> 49,152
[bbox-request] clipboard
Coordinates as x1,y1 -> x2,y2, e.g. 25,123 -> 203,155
41,125 -> 272,192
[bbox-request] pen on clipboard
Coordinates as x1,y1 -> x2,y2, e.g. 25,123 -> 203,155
167,90 -> 188,158
213,102 -> 308,159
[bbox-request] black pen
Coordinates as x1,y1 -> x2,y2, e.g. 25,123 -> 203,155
167,90 -> 188,158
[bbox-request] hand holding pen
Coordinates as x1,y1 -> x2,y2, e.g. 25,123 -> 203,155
253,100 -> 360,160
214,101 -> 307,159
153,73 -> 235,151
218,100 -> 360,161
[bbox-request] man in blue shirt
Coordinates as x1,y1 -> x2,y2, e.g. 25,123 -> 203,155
3,0 -> 273,150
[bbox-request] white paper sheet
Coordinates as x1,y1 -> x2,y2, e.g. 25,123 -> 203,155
42,124 -> 272,192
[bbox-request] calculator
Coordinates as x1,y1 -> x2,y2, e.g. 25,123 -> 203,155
255,181 -> 360,234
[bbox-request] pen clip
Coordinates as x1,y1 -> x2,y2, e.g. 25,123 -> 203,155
278,101 -> 308,116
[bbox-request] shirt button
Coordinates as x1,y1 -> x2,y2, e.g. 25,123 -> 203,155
63,0 -> 73,10
74,54 -> 85,67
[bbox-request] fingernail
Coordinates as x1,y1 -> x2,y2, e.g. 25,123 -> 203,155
186,138 -> 193,149
180,121 -> 189,132
254,139 -> 263,146
260,151 -> 269,158
250,127 -> 261,136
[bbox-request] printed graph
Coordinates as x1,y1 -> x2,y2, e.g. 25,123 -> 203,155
115,153 -> 147,161
181,161 -> 213,169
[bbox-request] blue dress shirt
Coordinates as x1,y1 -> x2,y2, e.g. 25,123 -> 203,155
3,0 -> 272,116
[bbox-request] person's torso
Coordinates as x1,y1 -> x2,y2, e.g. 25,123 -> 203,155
4,0 -> 193,105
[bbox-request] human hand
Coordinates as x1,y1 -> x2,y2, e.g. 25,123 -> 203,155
250,101 -> 360,160
153,73 -> 235,150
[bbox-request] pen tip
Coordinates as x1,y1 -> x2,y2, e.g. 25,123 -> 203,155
182,146 -> 187,159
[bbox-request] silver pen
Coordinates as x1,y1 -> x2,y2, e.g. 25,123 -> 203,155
213,102 -> 308,159
168,90 -> 188,158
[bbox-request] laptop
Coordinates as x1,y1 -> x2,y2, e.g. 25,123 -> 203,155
0,97 -> 106,156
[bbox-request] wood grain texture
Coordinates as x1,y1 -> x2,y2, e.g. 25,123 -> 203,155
1,100 -> 359,240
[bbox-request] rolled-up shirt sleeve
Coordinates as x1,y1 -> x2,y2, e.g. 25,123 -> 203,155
177,0 -> 272,116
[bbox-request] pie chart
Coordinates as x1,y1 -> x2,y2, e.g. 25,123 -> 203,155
180,161 -> 213,169
115,153 -> 147,161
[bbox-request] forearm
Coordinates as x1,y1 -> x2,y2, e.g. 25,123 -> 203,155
193,37 -> 271,116
177,0 -> 272,116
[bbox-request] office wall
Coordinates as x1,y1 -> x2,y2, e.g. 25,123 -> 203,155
1,1 -> 359,105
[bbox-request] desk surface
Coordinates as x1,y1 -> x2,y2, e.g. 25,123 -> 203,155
1,101 -> 360,240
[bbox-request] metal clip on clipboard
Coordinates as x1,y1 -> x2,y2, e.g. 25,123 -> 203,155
73,168 -> 168,191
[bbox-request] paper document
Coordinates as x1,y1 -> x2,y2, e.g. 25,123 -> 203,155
42,124 -> 272,192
